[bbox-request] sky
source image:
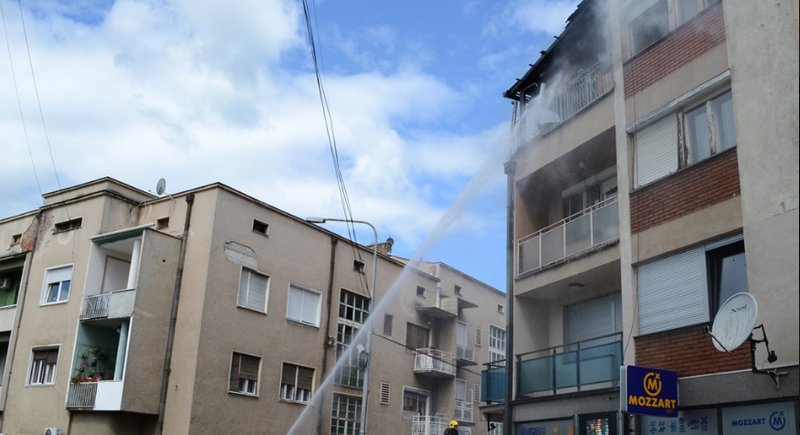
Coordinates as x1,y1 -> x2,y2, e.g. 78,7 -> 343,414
1,0 -> 580,291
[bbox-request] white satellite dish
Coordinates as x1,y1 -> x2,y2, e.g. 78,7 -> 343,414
156,178 -> 167,196
710,292 -> 758,352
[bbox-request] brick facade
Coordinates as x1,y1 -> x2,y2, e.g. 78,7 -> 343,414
624,3 -> 727,98
630,148 -> 740,234
635,322 -> 751,377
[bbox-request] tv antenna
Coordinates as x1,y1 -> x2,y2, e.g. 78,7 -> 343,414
704,292 -> 787,388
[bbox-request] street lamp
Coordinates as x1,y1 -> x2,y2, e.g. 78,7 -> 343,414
306,217 -> 377,435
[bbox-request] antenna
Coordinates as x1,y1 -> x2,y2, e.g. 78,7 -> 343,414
156,178 -> 167,196
709,292 -> 758,353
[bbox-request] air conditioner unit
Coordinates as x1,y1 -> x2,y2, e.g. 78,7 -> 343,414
44,428 -> 62,435
0,277 -> 10,290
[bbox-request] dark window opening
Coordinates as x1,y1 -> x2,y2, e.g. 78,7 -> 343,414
54,218 -> 82,233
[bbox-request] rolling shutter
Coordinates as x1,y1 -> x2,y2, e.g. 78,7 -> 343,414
634,114 -> 679,188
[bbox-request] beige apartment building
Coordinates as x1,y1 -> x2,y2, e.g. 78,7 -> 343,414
0,177 -> 506,435
482,0 -> 799,433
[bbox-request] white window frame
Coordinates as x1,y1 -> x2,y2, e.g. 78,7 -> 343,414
402,386 -> 430,415
331,393 -> 362,435
286,283 -> 322,327
488,324 -> 506,365
27,346 -> 59,386
237,268 -> 270,313
280,362 -> 314,404
229,352 -> 261,397
41,264 -> 73,306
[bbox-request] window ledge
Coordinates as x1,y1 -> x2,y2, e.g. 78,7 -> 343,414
286,318 -> 320,329
40,301 -> 69,307
228,391 -> 259,398
236,305 -> 268,315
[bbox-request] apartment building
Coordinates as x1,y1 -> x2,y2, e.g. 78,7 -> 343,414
0,177 -> 506,435
482,0 -> 799,433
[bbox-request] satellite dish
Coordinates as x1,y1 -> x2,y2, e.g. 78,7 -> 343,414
711,292 -> 758,352
156,178 -> 167,196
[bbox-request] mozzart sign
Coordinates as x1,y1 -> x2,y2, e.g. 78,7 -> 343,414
620,365 -> 678,417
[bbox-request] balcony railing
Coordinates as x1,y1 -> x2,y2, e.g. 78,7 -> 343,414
412,414 -> 448,435
66,382 -> 97,409
81,294 -> 110,319
518,196 -> 619,275
517,333 -> 622,395
413,348 -> 455,376
481,361 -> 506,404
512,60 -> 613,154
80,289 -> 135,320
455,398 -> 473,423
456,344 -> 475,363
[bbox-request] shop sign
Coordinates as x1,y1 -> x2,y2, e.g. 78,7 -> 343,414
721,401 -> 797,435
620,365 -> 678,417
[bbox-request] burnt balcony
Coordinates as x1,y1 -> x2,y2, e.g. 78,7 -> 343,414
518,196 -> 619,276
413,348 -> 455,377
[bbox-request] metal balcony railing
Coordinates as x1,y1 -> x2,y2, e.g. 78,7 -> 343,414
456,345 -> 475,363
411,414 -> 448,435
455,398 -> 473,423
518,196 -> 619,276
81,294 -> 110,320
517,333 -> 622,395
66,382 -> 97,409
511,60 -> 613,154
413,348 -> 455,376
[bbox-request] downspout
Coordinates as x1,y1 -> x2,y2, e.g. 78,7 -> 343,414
316,236 -> 338,435
0,212 -> 43,434
156,193 -> 194,435
503,159 -> 516,435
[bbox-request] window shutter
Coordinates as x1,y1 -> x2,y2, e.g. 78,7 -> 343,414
46,266 -> 73,284
297,366 -> 314,390
634,114 -> 678,187
229,354 -> 241,391
638,247 -> 709,334
239,270 -> 267,311
566,293 -> 622,345
281,363 -> 296,386
239,354 -> 259,381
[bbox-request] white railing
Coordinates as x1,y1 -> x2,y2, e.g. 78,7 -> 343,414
512,60 -> 613,154
413,348 -> 455,376
456,345 -> 475,363
455,398 -> 473,423
518,196 -> 619,275
412,414 -> 448,435
66,382 -> 97,409
81,294 -> 110,320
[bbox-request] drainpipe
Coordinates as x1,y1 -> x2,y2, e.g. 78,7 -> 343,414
156,193 -> 194,435
316,236 -> 338,435
503,160 -> 516,435
0,212 -> 43,434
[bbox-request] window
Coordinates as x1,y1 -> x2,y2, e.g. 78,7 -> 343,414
562,168 -> 618,218
28,347 -> 58,385
406,323 -> 429,350
280,363 -> 314,403
41,265 -> 73,305
415,285 -> 425,297
156,217 -> 169,229
237,268 -> 269,312
627,0 -> 719,55
11,233 -> 21,246
634,89 -> 735,188
339,290 -> 369,324
0,341 -> 8,386
637,234 -> 746,335
454,285 -> 462,295
489,325 -> 506,364
497,304 -> 505,314
54,217 -> 82,233
1,272 -> 19,307
379,382 -> 391,405
383,314 -> 393,336
252,219 -> 269,236
229,352 -> 260,396
402,388 -> 429,414
287,284 -> 322,327
353,260 -> 365,273
566,293 -> 622,347
331,394 -> 362,435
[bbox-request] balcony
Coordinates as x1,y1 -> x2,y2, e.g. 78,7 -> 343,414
412,414 -> 448,435
456,344 -> 476,366
80,289 -> 135,320
518,196 -> 619,276
413,348 -> 455,377
511,60 -> 613,154
517,333 -> 622,396
481,361 -> 506,404
66,380 -> 124,411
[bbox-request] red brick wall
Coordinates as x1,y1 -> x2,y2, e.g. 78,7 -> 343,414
635,323 -> 751,377
630,148 -> 740,234
624,3 -> 727,98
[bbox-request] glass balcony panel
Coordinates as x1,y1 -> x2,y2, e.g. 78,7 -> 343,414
565,214 -> 591,256
592,201 -> 619,245
554,352 -> 578,388
519,236 -> 541,274
518,355 -> 554,394
481,366 -> 506,402
578,341 -> 622,385
541,227 -> 564,266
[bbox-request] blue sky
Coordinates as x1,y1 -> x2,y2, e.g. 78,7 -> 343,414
1,0 -> 579,291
